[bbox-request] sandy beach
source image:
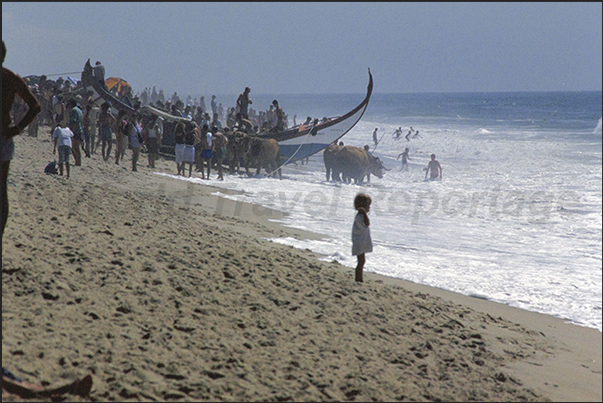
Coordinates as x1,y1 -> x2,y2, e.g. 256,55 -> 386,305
2,129 -> 601,402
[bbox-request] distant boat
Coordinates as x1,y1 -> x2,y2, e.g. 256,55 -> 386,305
257,69 -> 373,164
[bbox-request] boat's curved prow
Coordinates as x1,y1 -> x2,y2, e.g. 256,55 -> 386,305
365,68 -> 374,105
81,62 -> 135,114
269,69 -> 374,163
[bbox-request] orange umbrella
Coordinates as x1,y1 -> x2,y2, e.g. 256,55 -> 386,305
105,77 -> 131,93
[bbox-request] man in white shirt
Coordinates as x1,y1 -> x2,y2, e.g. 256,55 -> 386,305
52,124 -> 74,178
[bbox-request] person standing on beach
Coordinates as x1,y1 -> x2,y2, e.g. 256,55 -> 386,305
425,153 -> 442,180
372,128 -> 379,146
114,110 -> 129,165
128,114 -> 143,172
27,86 -> 41,137
82,103 -> 92,156
352,193 -> 372,283
52,123 -> 74,179
174,122 -> 186,176
85,100 -> 99,155
182,123 -> 196,177
145,117 -> 161,169
2,41 -> 41,241
237,87 -> 252,119
199,123 -> 213,180
211,126 -> 228,180
67,98 -> 84,165
98,102 -> 115,161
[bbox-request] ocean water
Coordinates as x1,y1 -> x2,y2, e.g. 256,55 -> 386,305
159,91 -> 602,331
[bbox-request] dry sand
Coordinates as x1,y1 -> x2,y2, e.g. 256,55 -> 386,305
2,130 -> 601,402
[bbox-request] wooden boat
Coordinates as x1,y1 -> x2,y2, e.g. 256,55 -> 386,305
81,61 -> 373,163
257,69 -> 373,164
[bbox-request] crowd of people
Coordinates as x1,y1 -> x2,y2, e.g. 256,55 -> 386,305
8,55 -> 308,187
135,82 -> 293,136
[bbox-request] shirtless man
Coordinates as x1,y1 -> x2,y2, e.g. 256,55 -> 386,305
272,99 -> 284,132
234,113 -> 253,134
425,154 -> 442,181
199,123 -> 213,179
405,128 -> 413,141
236,86 -> 252,119
2,41 -> 41,240
114,110 -> 129,165
397,147 -> 411,171
182,122 -> 196,177
98,102 -> 115,161
211,126 -> 228,180
173,122 -> 186,176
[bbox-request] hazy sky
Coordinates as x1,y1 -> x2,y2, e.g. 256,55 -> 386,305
3,2 -> 602,96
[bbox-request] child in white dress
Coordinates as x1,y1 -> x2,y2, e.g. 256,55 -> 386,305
352,193 -> 372,282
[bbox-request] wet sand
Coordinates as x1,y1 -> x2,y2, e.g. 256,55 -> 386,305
2,131 -> 601,401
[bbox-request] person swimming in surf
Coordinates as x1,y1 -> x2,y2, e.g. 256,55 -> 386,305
405,127 -> 413,141
425,153 -> 442,180
397,147 -> 411,171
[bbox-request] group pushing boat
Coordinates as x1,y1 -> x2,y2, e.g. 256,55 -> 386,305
80,60 -> 373,167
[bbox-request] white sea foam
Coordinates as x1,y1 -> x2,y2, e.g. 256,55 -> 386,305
156,93 -> 602,331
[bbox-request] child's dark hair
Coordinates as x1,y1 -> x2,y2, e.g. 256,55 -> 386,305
354,193 -> 371,210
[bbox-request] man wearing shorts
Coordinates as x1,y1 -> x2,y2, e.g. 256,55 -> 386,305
199,124 -> 213,180
211,126 -> 228,180
397,147 -> 411,171
174,122 -> 186,176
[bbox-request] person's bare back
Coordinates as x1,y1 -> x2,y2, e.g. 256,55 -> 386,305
2,68 -> 41,138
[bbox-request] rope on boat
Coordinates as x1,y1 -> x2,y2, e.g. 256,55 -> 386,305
273,122 -> 317,173
42,71 -> 83,78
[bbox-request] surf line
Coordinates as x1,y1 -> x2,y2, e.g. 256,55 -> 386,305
215,184 -> 344,218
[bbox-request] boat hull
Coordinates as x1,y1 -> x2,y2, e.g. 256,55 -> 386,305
277,100 -> 369,162
258,69 -> 373,164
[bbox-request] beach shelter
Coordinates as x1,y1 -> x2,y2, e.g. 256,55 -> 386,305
105,77 -> 131,93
